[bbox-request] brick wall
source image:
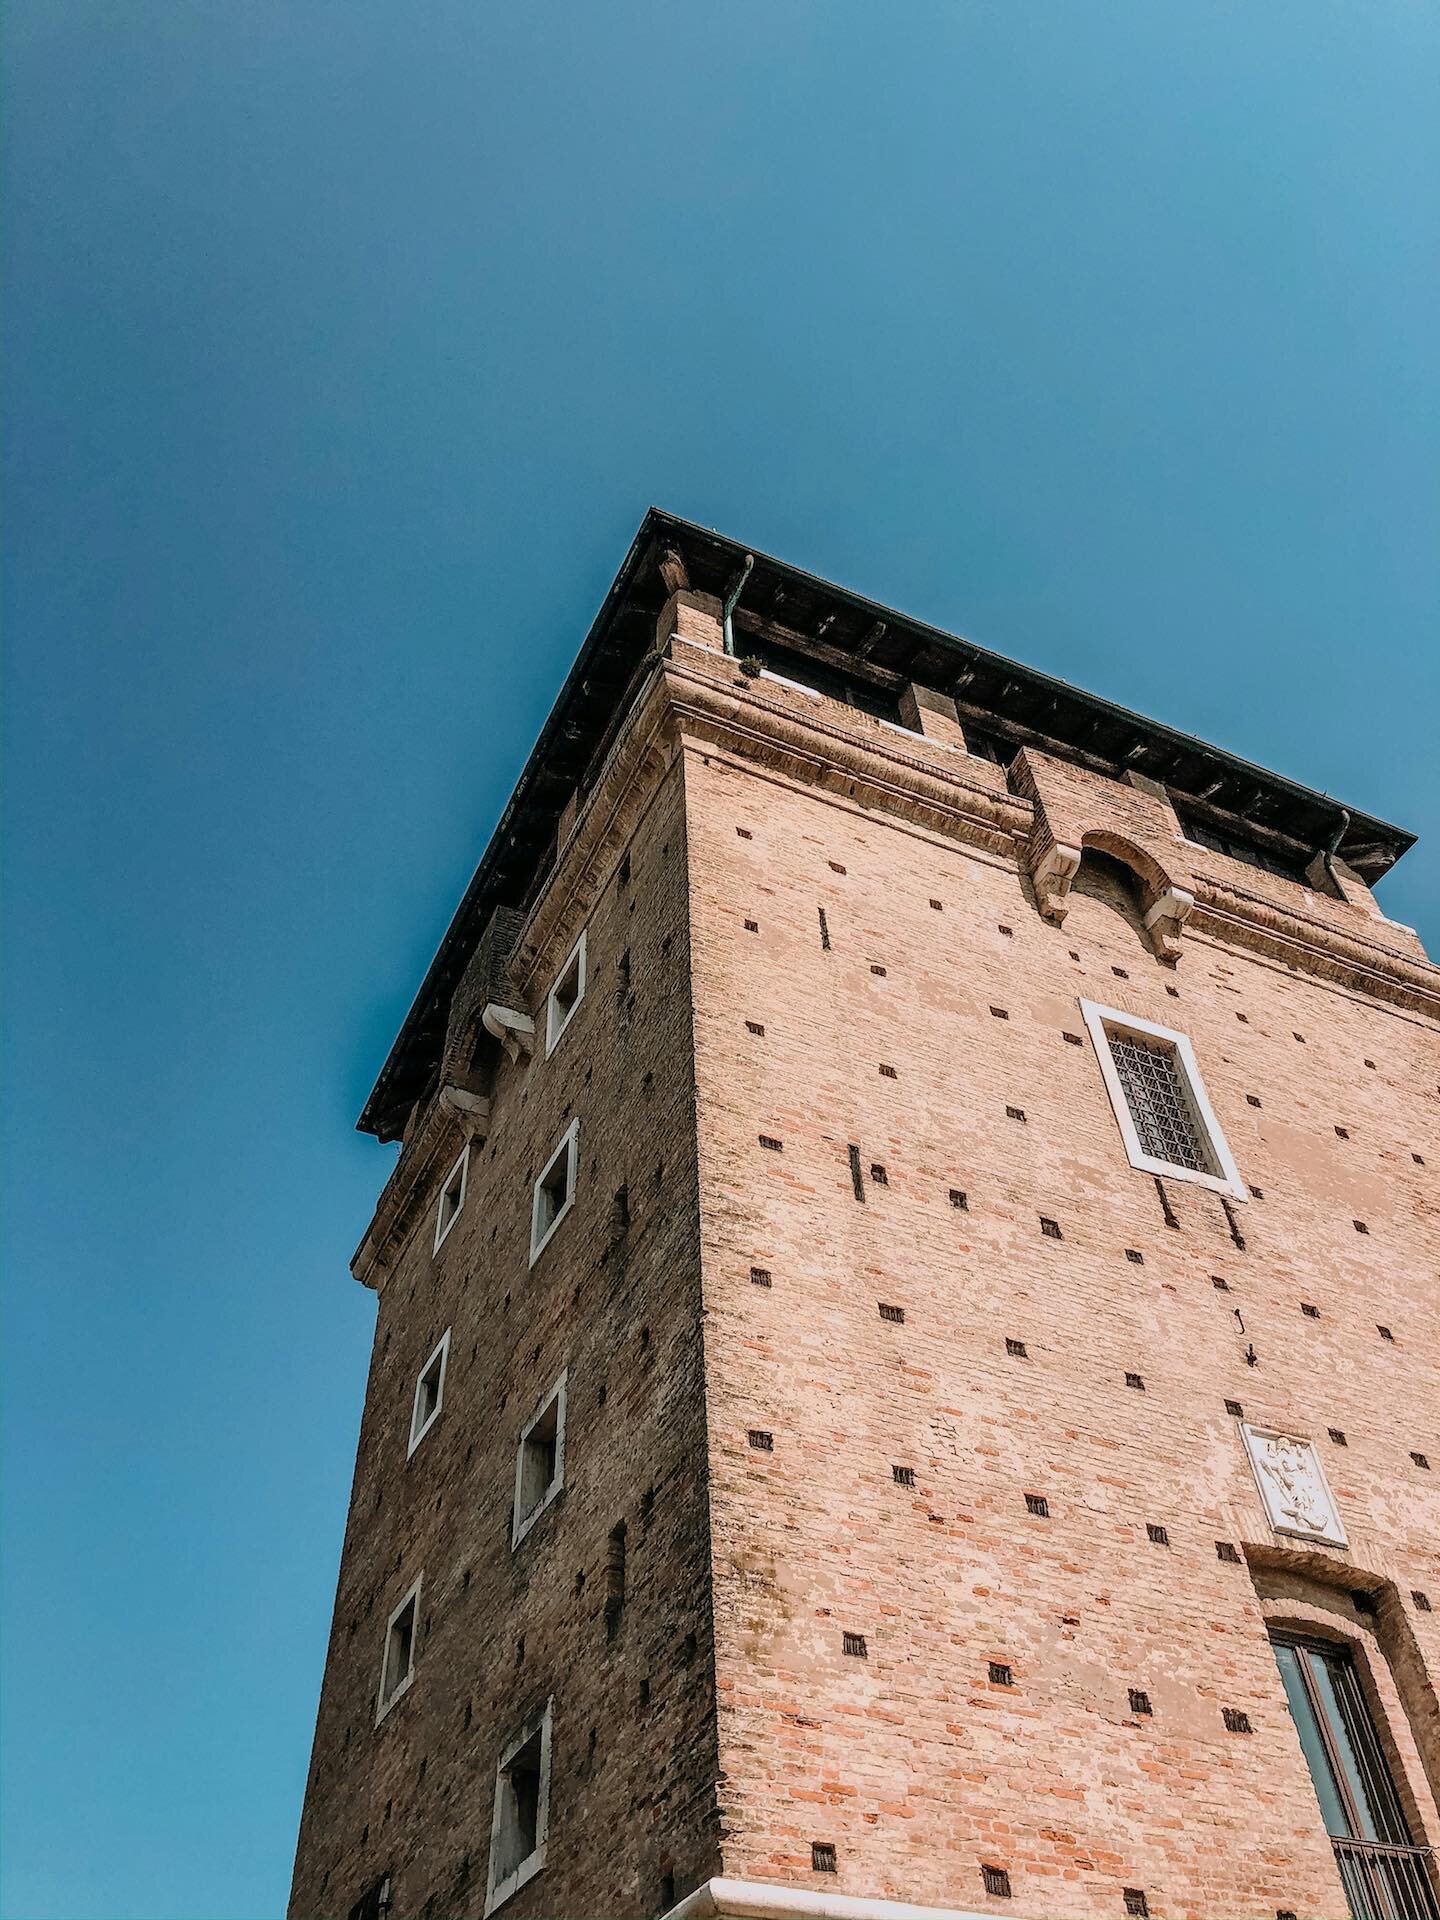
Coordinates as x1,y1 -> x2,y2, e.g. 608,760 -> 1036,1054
289,764 -> 721,1919
292,634 -> 1438,1920
683,666 -> 1439,1919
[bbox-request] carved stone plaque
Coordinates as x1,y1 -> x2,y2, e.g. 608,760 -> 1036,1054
1241,1424 -> 1348,1547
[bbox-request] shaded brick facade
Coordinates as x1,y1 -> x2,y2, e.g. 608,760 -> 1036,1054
291,517 -> 1438,1920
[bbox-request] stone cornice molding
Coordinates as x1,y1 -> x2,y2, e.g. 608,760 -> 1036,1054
664,654 -> 1033,859
473,658 -> 1440,1124
1190,875 -> 1440,1021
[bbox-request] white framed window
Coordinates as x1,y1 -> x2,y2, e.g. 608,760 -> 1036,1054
407,1329 -> 451,1457
512,1369 -> 567,1549
433,1145 -> 469,1253
529,1120 -> 579,1266
375,1574 -> 422,1724
484,1698 -> 553,1915
544,930 -> 587,1057
1080,1000 -> 1246,1199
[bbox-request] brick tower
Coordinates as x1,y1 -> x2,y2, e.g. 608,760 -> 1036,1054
289,513 -> 1439,1920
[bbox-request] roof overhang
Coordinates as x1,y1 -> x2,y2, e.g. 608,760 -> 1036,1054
358,508 -> 1415,1139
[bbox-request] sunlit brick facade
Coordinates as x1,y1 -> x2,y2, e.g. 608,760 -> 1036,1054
290,513 -> 1439,1920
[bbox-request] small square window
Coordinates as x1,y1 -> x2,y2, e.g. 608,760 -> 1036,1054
375,1576 -> 422,1723
1146,1523 -> 1169,1546
529,1121 -> 579,1264
484,1700 -> 552,1914
408,1330 -> 451,1457
982,1865 -> 1012,1899
1080,1000 -> 1245,1199
811,1843 -> 837,1874
1024,1492 -> 1049,1517
512,1372 -> 567,1549
434,1146 -> 469,1252
989,1661 -> 1014,1686
544,931 -> 587,1056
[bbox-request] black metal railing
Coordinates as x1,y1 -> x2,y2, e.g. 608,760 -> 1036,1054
1333,1837 -> 1440,1920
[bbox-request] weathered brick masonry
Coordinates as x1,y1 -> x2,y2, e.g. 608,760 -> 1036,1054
290,514 -> 1439,1920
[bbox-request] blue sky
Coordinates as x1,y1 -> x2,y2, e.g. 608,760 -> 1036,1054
2,4 -> 1436,1916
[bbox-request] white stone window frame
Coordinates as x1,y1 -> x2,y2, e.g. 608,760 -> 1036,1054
375,1573 -> 423,1725
433,1144 -> 469,1253
544,929 -> 587,1058
511,1368 -> 567,1550
483,1697 -> 553,1915
407,1328 -> 451,1458
1079,999 -> 1247,1200
528,1119 -> 579,1267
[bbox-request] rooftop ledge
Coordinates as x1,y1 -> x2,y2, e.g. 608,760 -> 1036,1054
357,509 -> 1417,1140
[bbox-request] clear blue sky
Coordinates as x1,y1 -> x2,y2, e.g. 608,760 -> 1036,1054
2,4 -> 1436,1916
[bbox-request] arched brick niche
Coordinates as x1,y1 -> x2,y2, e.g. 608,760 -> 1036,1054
1014,748 -> 1196,958
1247,1550 -> 1440,1857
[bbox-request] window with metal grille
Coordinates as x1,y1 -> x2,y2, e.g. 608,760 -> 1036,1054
1271,1634 -> 1440,1920
1107,1031 -> 1213,1173
1081,1001 -> 1244,1197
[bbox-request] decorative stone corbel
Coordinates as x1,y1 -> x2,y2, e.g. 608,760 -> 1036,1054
481,1002 -> 535,1063
438,1081 -> 491,1130
1031,840 -> 1082,923
1144,886 -> 1195,961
